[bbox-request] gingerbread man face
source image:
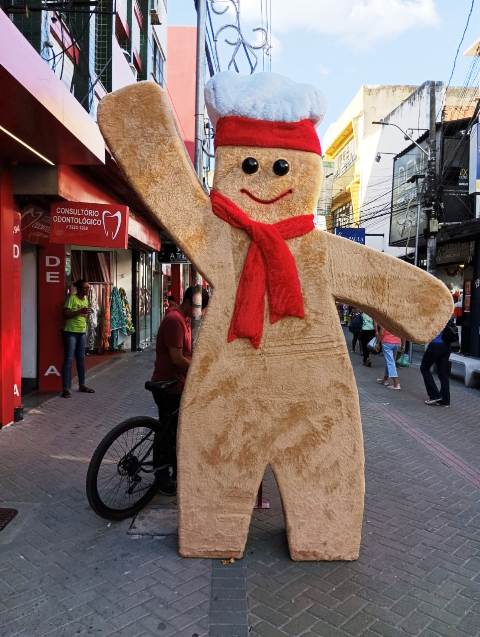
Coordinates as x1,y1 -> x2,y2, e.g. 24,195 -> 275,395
213,146 -> 322,224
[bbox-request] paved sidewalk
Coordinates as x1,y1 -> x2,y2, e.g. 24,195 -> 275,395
0,344 -> 479,637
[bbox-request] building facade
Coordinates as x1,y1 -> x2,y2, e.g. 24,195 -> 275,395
0,3 -> 171,427
322,85 -> 418,253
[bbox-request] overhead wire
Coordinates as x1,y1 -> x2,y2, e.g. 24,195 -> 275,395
436,0 -> 477,119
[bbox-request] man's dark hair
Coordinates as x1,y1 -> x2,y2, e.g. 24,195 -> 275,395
74,279 -> 86,290
183,285 -> 210,309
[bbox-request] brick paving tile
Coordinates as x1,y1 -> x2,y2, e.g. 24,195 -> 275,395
1,341 -> 480,636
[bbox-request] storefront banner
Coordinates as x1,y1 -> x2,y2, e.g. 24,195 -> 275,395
21,205 -> 51,245
50,201 -> 129,249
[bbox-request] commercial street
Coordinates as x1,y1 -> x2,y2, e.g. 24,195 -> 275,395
0,343 -> 479,637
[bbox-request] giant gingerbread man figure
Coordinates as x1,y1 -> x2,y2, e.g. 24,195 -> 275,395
98,72 -> 452,561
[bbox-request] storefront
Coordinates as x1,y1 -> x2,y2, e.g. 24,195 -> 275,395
18,197 -> 161,399
158,242 -> 193,319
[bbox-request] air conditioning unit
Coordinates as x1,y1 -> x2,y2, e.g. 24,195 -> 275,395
129,63 -> 138,79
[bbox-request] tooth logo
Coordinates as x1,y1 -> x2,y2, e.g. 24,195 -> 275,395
21,207 -> 43,232
102,210 -> 122,240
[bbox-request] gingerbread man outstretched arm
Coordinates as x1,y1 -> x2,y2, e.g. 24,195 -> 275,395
97,82 -> 224,284
326,232 -> 453,342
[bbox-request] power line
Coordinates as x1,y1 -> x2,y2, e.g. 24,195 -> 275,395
437,0 -> 477,118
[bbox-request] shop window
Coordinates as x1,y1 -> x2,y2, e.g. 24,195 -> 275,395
152,39 -> 165,86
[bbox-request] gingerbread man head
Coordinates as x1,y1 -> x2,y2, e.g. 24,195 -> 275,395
206,72 -> 325,224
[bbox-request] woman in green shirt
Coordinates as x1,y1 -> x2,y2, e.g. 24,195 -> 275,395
62,279 -> 95,398
359,313 -> 375,367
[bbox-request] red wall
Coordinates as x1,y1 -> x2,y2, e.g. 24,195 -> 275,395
167,26 -> 197,162
0,169 -> 22,426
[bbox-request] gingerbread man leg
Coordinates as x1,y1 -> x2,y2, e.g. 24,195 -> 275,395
270,392 -> 365,561
177,395 -> 267,558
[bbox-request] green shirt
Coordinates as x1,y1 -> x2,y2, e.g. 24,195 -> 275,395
362,313 -> 374,331
64,294 -> 89,333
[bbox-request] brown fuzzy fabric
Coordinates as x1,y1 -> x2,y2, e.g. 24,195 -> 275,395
98,82 -> 453,561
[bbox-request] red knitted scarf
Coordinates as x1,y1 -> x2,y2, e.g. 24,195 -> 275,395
211,189 -> 314,348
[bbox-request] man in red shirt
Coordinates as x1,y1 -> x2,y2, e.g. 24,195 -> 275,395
152,285 -> 209,494
153,286 -> 209,391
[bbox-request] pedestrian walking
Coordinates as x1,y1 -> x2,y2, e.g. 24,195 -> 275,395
61,279 -> 95,398
421,317 -> 457,407
376,324 -> 404,390
348,310 -> 363,353
359,313 -> 375,367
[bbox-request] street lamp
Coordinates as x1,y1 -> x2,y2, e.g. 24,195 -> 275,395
372,120 -> 431,160
373,120 -> 432,269
375,152 -> 397,162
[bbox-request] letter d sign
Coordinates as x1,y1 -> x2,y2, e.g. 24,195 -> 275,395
46,256 -> 61,267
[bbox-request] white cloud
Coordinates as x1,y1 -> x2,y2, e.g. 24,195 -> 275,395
239,0 -> 439,48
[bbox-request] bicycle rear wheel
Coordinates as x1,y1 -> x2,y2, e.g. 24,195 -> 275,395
86,417 -> 168,520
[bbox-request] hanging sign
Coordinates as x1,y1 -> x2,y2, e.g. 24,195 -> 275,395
50,201 -> 129,248
158,243 -> 190,263
21,205 -> 51,245
334,227 -> 365,244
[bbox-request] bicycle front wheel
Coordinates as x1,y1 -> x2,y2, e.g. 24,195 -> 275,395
86,417 -> 167,520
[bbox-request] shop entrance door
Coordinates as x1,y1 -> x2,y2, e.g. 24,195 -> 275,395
136,251 -> 153,349
21,244 -> 38,394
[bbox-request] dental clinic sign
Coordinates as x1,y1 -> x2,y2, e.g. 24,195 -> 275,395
50,201 -> 129,248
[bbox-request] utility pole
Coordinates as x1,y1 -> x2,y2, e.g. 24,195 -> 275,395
426,81 -> 438,273
192,0 -> 208,342
194,0 -> 207,180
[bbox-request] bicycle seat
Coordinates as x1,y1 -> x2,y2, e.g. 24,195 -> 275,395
145,379 -> 177,393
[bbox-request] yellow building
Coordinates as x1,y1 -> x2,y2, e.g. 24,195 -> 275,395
323,85 -> 418,233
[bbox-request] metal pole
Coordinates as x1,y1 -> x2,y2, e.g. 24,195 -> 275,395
426,80 -> 438,274
414,198 -> 421,268
194,0 -> 207,180
410,180 -> 422,365
192,0 -> 208,342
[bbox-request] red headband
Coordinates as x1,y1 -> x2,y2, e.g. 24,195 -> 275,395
215,116 -> 321,155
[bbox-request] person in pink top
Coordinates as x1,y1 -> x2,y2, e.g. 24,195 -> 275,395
375,324 -> 404,390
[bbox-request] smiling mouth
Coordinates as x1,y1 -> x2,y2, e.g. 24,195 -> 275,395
240,188 -> 293,205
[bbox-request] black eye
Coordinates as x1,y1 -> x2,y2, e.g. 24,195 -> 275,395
273,159 -> 289,176
242,157 -> 259,174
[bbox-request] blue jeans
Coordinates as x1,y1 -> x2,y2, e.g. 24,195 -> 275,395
383,343 -> 399,378
62,331 -> 86,390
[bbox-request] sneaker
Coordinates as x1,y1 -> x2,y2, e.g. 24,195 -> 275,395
61,390 -> 72,398
376,379 -> 389,385
388,385 -> 401,390
425,398 -> 442,406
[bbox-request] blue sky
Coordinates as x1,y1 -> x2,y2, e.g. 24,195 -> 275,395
169,1 -> 480,137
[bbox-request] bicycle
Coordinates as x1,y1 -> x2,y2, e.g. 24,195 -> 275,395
86,380 -> 179,520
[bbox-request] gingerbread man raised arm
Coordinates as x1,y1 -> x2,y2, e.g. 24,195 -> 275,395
98,72 -> 452,561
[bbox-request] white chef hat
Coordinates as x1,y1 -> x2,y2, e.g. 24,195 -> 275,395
205,72 -> 326,155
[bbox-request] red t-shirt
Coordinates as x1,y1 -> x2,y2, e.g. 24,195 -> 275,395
152,309 -> 192,391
